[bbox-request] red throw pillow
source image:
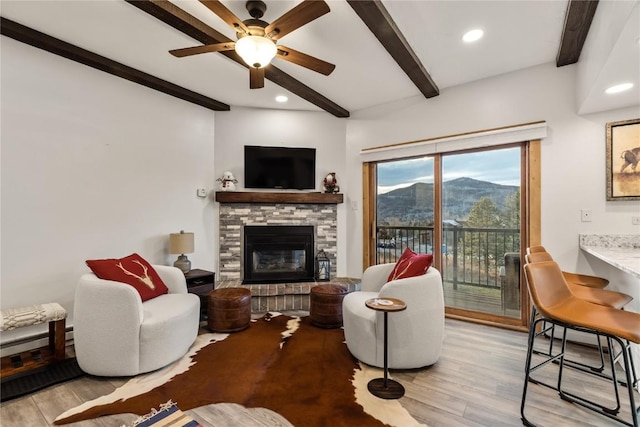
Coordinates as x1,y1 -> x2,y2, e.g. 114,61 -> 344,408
387,248 -> 434,281
86,253 -> 169,301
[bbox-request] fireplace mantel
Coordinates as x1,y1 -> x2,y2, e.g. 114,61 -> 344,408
215,191 -> 343,204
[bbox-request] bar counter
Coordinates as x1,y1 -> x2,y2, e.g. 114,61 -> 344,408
579,234 -> 640,279
579,234 -> 639,387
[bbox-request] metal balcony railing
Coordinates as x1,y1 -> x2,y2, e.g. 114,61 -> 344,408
376,225 -> 520,290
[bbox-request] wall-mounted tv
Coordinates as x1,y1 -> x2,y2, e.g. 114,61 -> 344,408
244,145 -> 316,190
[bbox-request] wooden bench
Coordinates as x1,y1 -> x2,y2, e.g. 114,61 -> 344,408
1,303 -> 67,376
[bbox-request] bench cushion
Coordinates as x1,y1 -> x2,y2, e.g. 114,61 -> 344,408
0,303 -> 67,331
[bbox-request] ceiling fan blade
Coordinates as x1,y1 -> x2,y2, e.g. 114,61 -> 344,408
250,67 -> 265,89
276,46 -> 335,75
200,0 -> 250,34
169,42 -> 235,58
265,0 -> 330,40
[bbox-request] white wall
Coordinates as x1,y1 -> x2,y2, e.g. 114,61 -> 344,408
1,37 -> 217,343
2,27 -> 639,347
212,107 -> 348,276
344,62 -> 640,278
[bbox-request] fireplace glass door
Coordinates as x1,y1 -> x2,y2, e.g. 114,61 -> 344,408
244,225 -> 315,283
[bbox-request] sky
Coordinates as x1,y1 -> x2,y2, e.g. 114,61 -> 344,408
377,146 -> 521,194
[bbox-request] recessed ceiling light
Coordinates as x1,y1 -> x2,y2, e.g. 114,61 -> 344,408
605,83 -> 634,94
275,95 -> 288,103
462,29 -> 484,43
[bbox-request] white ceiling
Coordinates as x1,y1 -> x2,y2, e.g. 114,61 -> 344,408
1,0 -> 638,116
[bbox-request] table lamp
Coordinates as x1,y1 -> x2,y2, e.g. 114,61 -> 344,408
169,230 -> 194,274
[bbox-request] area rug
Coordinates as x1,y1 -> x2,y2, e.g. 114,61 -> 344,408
54,313 -> 425,427
1,357 -> 83,402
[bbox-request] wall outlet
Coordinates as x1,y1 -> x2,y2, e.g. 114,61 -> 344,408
633,216 -> 640,225
196,188 -> 207,198
581,209 -> 592,222
351,201 -> 358,211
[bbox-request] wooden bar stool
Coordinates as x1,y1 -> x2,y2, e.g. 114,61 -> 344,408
521,261 -> 640,427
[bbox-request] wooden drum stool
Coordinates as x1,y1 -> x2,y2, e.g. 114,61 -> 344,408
208,288 -> 251,333
310,284 -> 349,328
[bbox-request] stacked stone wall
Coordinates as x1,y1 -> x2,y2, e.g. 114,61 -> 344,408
218,203 -> 337,280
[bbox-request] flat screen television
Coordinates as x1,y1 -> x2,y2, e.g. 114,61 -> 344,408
244,145 -> 316,190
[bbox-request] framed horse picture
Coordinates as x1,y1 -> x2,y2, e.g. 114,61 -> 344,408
606,118 -> 640,201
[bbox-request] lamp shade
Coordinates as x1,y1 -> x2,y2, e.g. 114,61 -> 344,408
169,231 -> 194,255
235,35 -> 277,68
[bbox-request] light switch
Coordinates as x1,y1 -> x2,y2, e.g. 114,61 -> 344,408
196,188 -> 207,198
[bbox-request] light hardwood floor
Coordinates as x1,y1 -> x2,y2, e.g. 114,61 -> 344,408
1,317 -> 636,426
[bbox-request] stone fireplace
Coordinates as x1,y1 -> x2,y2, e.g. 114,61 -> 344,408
217,193 -> 340,282
216,192 -> 358,312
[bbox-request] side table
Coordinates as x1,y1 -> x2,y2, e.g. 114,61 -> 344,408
365,297 -> 407,399
185,269 -> 215,319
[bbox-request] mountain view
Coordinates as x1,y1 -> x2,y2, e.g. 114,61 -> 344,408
377,177 -> 519,224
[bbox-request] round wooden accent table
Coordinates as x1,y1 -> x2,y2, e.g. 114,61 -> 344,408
310,284 -> 349,328
208,288 -> 252,333
365,297 -> 407,399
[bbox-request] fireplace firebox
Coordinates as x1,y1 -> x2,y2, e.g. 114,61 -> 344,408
243,225 -> 315,284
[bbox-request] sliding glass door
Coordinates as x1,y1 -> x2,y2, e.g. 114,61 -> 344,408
373,145 -> 525,324
441,147 -> 521,319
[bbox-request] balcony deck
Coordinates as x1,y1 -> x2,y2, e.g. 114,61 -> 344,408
443,281 -> 521,318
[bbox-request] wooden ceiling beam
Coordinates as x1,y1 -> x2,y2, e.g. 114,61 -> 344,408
0,16 -> 230,111
347,0 -> 439,99
126,0 -> 349,118
556,0 -> 599,67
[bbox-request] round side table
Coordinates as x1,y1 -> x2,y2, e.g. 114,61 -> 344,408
365,297 -> 407,399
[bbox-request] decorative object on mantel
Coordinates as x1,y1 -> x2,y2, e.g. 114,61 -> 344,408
322,172 -> 340,194
216,171 -> 238,191
169,230 -> 194,274
315,249 -> 330,281
606,118 -> 640,201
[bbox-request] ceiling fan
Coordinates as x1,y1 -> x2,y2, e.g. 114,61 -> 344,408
170,0 -> 335,89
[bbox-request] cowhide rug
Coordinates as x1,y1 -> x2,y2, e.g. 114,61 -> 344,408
55,313 -> 425,427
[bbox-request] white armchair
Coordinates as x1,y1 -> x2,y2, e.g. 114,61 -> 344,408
342,263 -> 444,369
74,265 -> 200,376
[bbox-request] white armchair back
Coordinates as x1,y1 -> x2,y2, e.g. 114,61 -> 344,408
342,264 -> 444,369
74,265 -> 200,376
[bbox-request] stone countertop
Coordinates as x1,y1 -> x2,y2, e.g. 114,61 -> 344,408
579,234 -> 640,279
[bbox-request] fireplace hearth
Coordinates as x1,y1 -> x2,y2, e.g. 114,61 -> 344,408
243,225 -> 315,284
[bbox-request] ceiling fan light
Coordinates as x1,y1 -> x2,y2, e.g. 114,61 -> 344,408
605,82 -> 634,94
463,29 -> 484,43
235,36 -> 277,68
